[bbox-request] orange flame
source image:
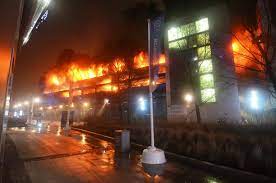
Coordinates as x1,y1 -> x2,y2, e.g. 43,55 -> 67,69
44,51 -> 166,95
232,26 -> 264,78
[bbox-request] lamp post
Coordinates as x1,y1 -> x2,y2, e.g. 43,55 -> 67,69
64,82 -> 73,131
28,97 -> 40,125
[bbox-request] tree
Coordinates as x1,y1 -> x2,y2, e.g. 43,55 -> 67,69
231,0 -> 276,96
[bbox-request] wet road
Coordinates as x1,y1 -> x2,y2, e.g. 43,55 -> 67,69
6,123 -> 273,183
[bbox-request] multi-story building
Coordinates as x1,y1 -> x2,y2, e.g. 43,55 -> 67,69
164,0 -> 276,123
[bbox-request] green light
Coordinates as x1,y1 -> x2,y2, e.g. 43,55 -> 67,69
196,18 -> 209,33
197,46 -> 211,60
198,59 -> 213,74
201,88 -> 216,103
168,27 -> 180,41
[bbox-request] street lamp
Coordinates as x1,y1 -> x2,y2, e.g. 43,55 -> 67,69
249,90 -> 259,110
28,97 -> 41,124
83,102 -> 89,107
138,97 -> 146,111
104,99 -> 110,105
33,97 -> 40,103
184,93 -> 193,103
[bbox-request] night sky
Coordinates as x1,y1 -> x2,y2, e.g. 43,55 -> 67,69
13,0 -> 162,101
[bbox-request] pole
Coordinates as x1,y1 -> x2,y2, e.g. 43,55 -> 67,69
65,82 -> 72,130
141,17 -> 166,165
29,99 -> 34,124
147,19 -> 155,148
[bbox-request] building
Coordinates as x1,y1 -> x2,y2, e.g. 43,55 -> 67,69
164,0 -> 276,123
39,0 -> 276,124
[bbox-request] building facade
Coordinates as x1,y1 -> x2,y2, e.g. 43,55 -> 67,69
165,2 -> 241,122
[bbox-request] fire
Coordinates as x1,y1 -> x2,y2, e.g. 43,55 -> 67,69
50,75 -> 60,86
134,52 -> 148,68
232,26 -> 264,77
44,51 -> 166,96
133,52 -> 166,69
112,59 -> 125,72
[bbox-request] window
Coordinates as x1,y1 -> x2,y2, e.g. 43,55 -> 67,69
197,32 -> 210,46
196,18 -> 209,33
169,39 -> 187,50
168,17 -> 216,103
168,27 -> 181,41
198,59 -> 213,74
187,36 -> 197,48
200,74 -> 215,89
201,88 -> 216,102
197,46 -> 211,60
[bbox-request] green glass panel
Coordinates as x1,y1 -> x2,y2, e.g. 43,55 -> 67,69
169,39 -> 187,50
197,32 -> 210,46
188,36 -> 197,48
201,88 -> 216,103
198,59 -> 213,74
179,22 -> 196,37
168,27 -> 180,41
179,24 -> 189,37
196,18 -> 209,33
200,74 -> 214,89
197,46 -> 211,60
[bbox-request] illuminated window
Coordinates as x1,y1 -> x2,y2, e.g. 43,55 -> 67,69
198,59 -> 213,74
197,32 -> 210,46
169,39 -> 187,50
200,74 -> 215,89
180,22 -> 196,37
168,27 -> 181,41
168,17 -> 216,103
197,46 -> 211,60
201,88 -> 216,102
196,18 -> 209,33
188,36 -> 197,48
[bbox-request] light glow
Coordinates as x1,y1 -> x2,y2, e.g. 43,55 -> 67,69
184,93 -> 193,103
104,99 -> 110,105
83,102 -> 89,107
138,97 -> 146,111
196,18 -> 209,33
168,27 -> 179,41
33,97 -> 41,103
250,90 -> 259,110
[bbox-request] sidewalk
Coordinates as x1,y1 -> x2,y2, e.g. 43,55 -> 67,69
3,125 -> 275,183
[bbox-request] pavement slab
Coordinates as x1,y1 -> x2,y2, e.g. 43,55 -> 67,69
4,124 -> 275,183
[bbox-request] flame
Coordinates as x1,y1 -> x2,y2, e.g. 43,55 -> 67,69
50,75 -> 60,86
134,52 -> 148,68
44,51 -> 166,95
232,26 -> 264,77
112,59 -> 125,72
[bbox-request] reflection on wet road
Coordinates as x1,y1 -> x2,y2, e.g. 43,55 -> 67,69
7,122 -> 255,183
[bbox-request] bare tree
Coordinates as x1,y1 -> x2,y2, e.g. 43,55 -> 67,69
230,0 -> 276,96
